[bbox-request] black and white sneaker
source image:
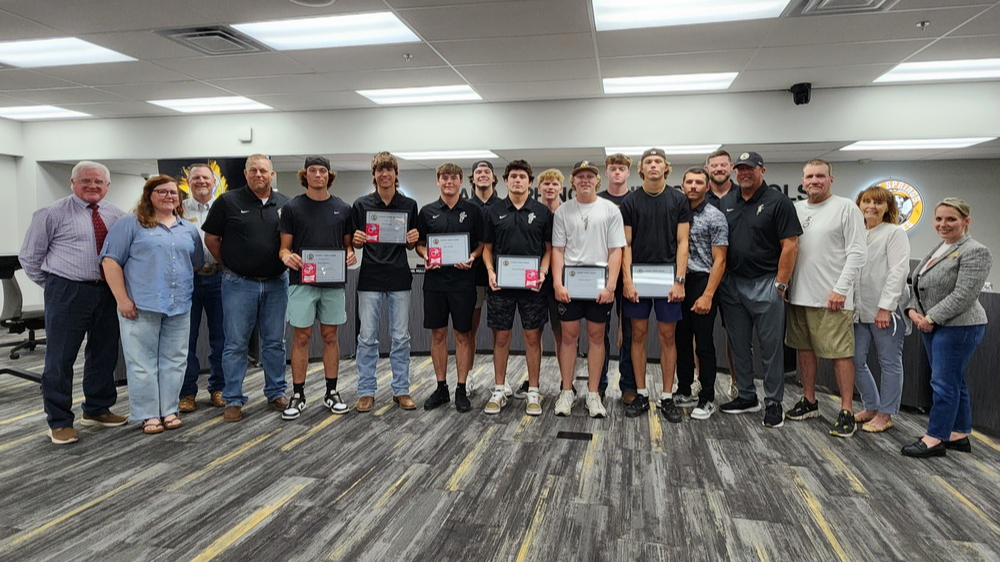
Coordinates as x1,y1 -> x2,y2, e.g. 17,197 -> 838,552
282,392 -> 306,420
513,380 -> 529,400
660,398 -> 683,423
720,395 -> 761,414
323,391 -> 349,414
785,397 -> 820,421
763,403 -> 784,428
830,409 -> 856,438
624,394 -> 650,418
674,393 -> 698,408
691,400 -> 716,420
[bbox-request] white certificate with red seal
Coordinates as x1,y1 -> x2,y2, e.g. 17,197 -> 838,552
564,266 -> 608,300
496,255 -> 540,289
365,211 -> 408,244
427,233 -> 470,266
300,249 -> 346,284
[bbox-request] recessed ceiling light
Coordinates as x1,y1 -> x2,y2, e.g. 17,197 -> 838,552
592,0 -> 793,31
840,138 -> 996,151
357,85 -> 481,105
606,145 -> 722,156
147,96 -> 272,113
232,12 -> 419,51
603,73 -> 738,95
0,37 -> 134,68
0,105 -> 92,120
874,58 -> 1000,83
395,150 -> 498,161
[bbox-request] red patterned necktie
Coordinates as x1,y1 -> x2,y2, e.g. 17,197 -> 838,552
89,203 -> 108,279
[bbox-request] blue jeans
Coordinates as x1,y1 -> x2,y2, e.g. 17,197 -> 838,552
356,290 -> 411,397
853,320 -> 905,414
221,271 -> 288,406
923,324 -> 985,441
181,272 -> 225,397
118,310 -> 190,422
41,276 -> 120,429
601,289 -> 635,393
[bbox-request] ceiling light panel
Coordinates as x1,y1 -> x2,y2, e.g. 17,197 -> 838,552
606,145 -> 721,156
147,96 -> 272,113
0,105 -> 92,120
593,0 -> 793,31
840,138 -> 996,151
232,12 -> 419,51
874,58 -> 1000,83
0,38 -> 134,68
357,85 -> 481,105
395,150 -> 498,160
603,73 -> 737,94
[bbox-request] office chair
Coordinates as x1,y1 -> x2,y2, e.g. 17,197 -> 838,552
1,274 -> 45,359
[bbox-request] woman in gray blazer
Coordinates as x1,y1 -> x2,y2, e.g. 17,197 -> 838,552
903,198 -> 992,458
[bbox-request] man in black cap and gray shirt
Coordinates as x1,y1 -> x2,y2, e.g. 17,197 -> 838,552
717,151 -> 801,428
203,154 -> 291,422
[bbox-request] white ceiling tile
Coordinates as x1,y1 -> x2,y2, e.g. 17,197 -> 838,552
59,101 -> 177,118
457,59 -> 598,83
888,0 -> 994,10
154,52 -> 313,79
282,44 -> 444,73
475,78 -> 602,102
388,0 -> 514,7
0,9 -> 61,40
731,65 -> 893,90
189,0 -> 388,22
765,7 -> 987,47
906,35 -> 1000,61
79,31 -> 208,61
321,67 -> 464,90
0,69 -> 80,91
597,20 -> 776,57
948,5 -> 1000,36
601,51 -> 755,77
6,87 -> 125,105
746,40 -> 931,71
34,61 -> 191,86
432,33 -> 595,65
396,0 -> 591,41
0,0 -> 210,34
100,81 -> 237,101
208,74 -> 342,96
250,91 -> 376,111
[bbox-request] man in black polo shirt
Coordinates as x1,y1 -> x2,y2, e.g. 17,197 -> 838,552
202,154 -> 291,422
717,151 -> 802,428
705,149 -> 738,208
350,151 -> 419,413
417,163 -> 485,413
467,160 -> 500,384
482,160 -> 552,416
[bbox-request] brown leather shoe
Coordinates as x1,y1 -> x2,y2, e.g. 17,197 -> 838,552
223,405 -> 243,422
622,390 -> 637,405
178,396 -> 197,413
269,396 -> 289,411
393,394 -> 417,410
356,396 -> 374,412
81,412 -> 128,427
49,426 -> 79,445
210,391 -> 225,407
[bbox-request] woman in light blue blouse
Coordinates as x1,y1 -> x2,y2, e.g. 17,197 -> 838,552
101,175 -> 204,435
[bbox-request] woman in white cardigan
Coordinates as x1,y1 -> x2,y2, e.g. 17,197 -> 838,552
852,186 -> 910,432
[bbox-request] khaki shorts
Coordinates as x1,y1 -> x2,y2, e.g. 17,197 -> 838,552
784,304 -> 854,359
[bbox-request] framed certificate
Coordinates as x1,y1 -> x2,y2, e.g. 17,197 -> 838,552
427,232 -> 470,267
631,263 -> 675,298
496,255 -> 540,289
365,210 -> 408,244
564,266 -> 608,300
300,249 -> 346,284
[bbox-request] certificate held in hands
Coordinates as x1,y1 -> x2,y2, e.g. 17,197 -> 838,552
496,255 -> 540,289
631,263 -> 675,298
301,249 -> 346,284
365,211 -> 408,244
564,266 -> 608,300
427,233 -> 470,267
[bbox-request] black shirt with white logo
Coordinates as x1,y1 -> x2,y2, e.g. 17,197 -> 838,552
278,194 -> 352,288
201,185 -> 290,279
469,191 -> 499,287
350,190 -> 418,292
417,197 -> 484,292
720,184 -> 802,278
483,197 -> 552,294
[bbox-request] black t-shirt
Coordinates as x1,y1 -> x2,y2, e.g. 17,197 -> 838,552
706,182 -> 738,209
278,193 -> 352,287
417,197 -> 484,292
597,190 -> 629,207
469,191 -> 499,287
720,183 -> 802,278
621,187 -> 692,265
483,197 -> 552,295
201,185 -> 290,279
350,190 -> 418,292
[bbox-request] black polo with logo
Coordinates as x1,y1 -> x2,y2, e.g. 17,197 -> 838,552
201,185 -> 289,279
469,191 -> 499,287
350,190 -> 419,292
417,197 -> 484,292
720,183 -> 802,278
483,197 -> 552,293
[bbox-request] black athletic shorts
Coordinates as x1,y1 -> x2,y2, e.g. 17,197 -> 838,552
487,291 -> 549,331
424,289 -> 477,332
557,299 -> 613,323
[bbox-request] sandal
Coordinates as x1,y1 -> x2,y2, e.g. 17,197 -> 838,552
854,410 -> 877,423
163,414 -> 182,430
862,419 -> 894,433
143,418 -> 164,435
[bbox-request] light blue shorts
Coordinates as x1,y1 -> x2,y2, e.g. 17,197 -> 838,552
286,285 -> 346,328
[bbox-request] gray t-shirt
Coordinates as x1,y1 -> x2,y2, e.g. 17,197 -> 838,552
552,198 -> 626,267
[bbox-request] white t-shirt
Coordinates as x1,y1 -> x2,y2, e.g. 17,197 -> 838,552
552,198 -> 626,266
788,194 -> 867,309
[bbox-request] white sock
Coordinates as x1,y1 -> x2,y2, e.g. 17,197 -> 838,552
637,388 -> 649,397
661,392 -> 672,401
529,386 -> 539,393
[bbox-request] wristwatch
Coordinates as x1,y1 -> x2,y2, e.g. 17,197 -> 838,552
675,276 -> 685,284
774,281 -> 788,292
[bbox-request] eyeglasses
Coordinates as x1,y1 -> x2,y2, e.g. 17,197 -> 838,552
153,189 -> 179,198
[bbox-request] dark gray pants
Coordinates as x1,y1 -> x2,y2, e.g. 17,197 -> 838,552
718,273 -> 785,405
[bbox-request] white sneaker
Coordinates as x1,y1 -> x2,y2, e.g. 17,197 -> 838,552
503,382 -> 513,398
484,388 -> 507,414
586,392 -> 607,419
554,390 -> 574,416
525,391 -> 542,416
691,400 -> 716,420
